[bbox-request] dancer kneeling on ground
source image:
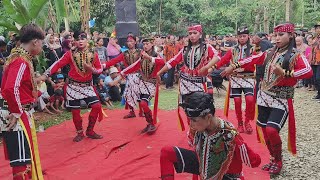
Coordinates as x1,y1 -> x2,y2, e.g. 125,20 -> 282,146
160,92 -> 261,180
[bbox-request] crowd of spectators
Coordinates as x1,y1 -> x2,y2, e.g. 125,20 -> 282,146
1,25 -> 319,115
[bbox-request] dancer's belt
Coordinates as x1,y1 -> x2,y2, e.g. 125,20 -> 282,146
232,72 -> 255,78
0,98 -> 8,109
68,78 -> 92,87
223,173 -> 242,180
0,99 -> 33,111
141,77 -> 157,84
180,73 -> 206,83
22,103 -> 34,111
265,86 -> 294,99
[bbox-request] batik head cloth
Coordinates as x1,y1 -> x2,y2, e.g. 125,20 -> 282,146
237,26 -> 249,35
314,22 -> 320,28
127,35 -> 136,42
274,23 -> 295,33
179,92 -> 215,118
188,25 -> 203,34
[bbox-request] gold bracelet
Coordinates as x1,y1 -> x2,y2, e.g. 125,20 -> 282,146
290,70 -> 294,77
235,62 -> 241,68
282,69 -> 286,77
231,64 -> 236,69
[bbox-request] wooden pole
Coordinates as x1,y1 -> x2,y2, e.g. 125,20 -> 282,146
235,0 -> 238,33
159,0 -> 162,34
64,0 -> 70,32
285,0 -> 290,22
80,0 -> 90,34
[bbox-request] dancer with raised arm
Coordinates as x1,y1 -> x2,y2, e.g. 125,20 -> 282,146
212,26 -> 258,134
221,23 -> 313,174
44,32 -> 103,142
104,35 -> 142,118
157,24 -> 220,134
114,38 -> 164,134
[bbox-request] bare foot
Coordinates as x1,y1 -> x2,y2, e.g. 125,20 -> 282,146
44,108 -> 54,115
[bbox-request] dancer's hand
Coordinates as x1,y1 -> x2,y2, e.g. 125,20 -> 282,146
141,51 -> 152,61
36,75 -> 47,83
198,66 -> 209,76
273,64 -> 285,77
83,62 -> 93,72
208,67 -> 214,74
156,74 -> 161,83
221,66 -> 234,77
6,114 -> 18,130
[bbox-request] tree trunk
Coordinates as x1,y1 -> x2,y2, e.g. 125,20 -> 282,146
80,0 -> 90,34
64,0 -> 70,32
285,0 -> 293,22
253,9 -> 262,33
263,6 -> 269,33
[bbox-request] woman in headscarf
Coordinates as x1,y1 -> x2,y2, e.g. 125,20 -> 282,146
43,34 -> 62,67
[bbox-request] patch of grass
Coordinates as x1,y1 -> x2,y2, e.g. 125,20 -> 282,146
34,88 -> 179,130
155,88 -> 178,110
35,111 -> 72,130
35,109 -> 92,130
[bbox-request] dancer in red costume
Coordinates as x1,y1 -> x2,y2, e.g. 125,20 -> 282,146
222,23 -> 313,175
157,24 -> 220,134
1,24 -> 44,180
159,92 -> 261,180
103,35 -> 143,118
113,38 -> 164,134
44,32 -> 103,142
213,26 -> 257,134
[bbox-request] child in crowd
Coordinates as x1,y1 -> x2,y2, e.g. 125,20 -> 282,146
36,72 -> 54,114
49,74 -> 65,113
96,78 -> 113,109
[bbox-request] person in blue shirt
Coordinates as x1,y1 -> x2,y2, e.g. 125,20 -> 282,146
104,67 -> 121,102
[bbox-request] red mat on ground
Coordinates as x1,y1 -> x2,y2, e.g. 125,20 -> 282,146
0,109 -> 270,180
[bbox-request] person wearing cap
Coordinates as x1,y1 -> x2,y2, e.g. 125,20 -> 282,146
253,32 -> 274,52
1,24 -> 45,180
49,74 -> 65,113
213,26 -> 260,135
7,32 -> 17,54
114,38 -> 165,134
221,33 -> 236,56
159,92 -> 261,180
104,35 -> 143,118
157,24 -> 220,135
221,22 -> 313,175
104,67 -> 122,102
310,22 -> 320,101
44,31 -> 104,142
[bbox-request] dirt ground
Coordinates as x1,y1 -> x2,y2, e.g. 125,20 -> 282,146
213,85 -> 320,180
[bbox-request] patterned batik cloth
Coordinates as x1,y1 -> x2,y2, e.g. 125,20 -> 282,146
229,76 -> 255,89
65,84 -> 97,101
123,73 -> 141,108
257,89 -> 288,111
138,79 -> 156,100
179,77 -> 207,95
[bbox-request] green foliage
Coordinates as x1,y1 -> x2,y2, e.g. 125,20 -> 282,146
0,0 -> 50,32
90,0 -> 115,33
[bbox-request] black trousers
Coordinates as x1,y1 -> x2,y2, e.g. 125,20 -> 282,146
165,68 -> 175,88
109,86 -> 121,102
